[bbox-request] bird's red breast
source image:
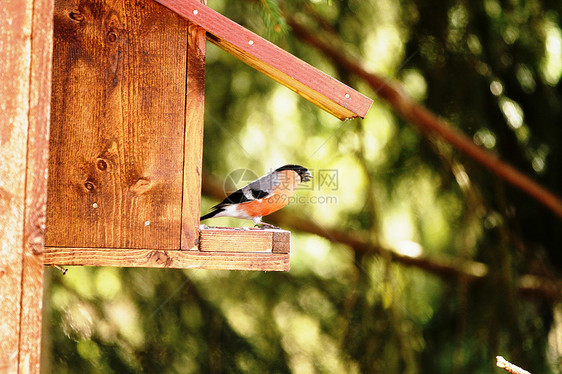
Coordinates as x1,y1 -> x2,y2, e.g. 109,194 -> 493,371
237,169 -> 299,218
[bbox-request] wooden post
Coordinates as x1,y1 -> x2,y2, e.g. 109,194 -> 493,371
181,1 -> 207,250
0,0 -> 53,372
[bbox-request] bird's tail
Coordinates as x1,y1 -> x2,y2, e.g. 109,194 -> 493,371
200,208 -> 223,221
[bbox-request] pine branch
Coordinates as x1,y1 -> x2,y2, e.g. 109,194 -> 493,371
258,0 -> 287,40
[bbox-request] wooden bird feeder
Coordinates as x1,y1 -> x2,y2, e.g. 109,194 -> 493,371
1,0 -> 372,371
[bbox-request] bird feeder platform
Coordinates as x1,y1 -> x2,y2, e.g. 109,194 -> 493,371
44,228 -> 291,271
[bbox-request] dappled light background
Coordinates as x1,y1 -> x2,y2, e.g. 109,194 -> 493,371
44,0 -> 562,373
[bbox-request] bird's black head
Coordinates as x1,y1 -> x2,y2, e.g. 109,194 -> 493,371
275,164 -> 313,182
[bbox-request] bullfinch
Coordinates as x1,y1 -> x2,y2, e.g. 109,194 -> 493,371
201,164 -> 312,228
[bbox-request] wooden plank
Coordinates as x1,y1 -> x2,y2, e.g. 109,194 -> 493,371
0,1 -> 32,369
46,0 -> 189,249
43,247 -> 290,271
18,0 -> 54,371
154,0 -> 373,120
200,229 -> 273,252
200,228 -> 291,253
0,0 -> 52,372
181,12 -> 206,249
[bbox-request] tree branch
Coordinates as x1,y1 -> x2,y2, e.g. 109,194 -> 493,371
284,16 -> 562,218
201,174 -> 562,301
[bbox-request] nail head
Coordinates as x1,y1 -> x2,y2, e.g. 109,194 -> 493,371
107,32 -> 117,43
97,159 -> 108,171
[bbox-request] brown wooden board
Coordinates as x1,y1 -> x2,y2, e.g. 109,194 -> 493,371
0,0 -> 53,371
44,228 -> 290,270
181,18 -> 206,250
19,0 -> 54,371
200,228 -> 290,253
46,0 -> 190,249
154,0 -> 373,120
44,248 -> 290,271
0,0 -> 29,367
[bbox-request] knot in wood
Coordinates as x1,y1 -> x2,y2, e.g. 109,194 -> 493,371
131,178 -> 152,195
69,11 -> 84,22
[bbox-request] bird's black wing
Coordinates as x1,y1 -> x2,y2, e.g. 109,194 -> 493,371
220,190 -> 251,205
209,170 -> 280,211
212,186 -> 270,208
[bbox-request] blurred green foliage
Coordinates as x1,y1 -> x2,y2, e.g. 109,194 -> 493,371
44,0 -> 562,373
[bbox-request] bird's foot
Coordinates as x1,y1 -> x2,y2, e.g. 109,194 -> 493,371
254,222 -> 281,230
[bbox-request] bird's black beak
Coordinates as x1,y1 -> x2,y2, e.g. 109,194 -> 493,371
301,170 -> 313,182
